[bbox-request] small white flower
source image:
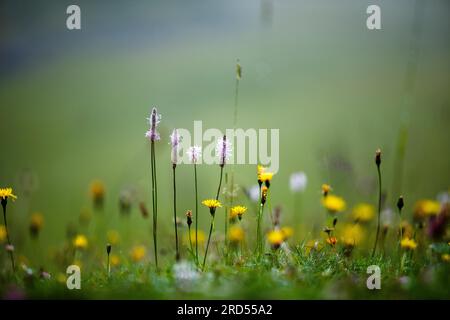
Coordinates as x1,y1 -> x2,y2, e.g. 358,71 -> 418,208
170,129 -> 182,165
290,172 -> 307,193
187,146 -> 202,164
215,136 -> 232,166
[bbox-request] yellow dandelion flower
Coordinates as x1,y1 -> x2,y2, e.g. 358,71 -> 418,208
110,254 -> 121,266
230,206 -> 247,220
441,254 -> 450,262
414,199 -> 440,220
107,230 -> 120,245
352,203 -> 375,222
281,227 -> 294,240
322,194 -> 346,213
0,188 -> 17,201
267,229 -> 284,248
202,199 -> 222,209
257,165 -> 274,185
130,245 -> 146,262
202,199 -> 222,215
0,225 -> 6,243
228,225 -> 245,243
321,184 -> 331,196
399,221 -> 414,239
400,237 -> 417,250
341,224 -> 364,247
90,180 -> 105,198
185,229 -> 206,246
73,234 -> 88,250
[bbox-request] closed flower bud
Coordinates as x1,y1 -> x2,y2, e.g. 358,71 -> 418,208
397,196 -> 404,212
375,148 -> 381,167
106,243 -> 112,255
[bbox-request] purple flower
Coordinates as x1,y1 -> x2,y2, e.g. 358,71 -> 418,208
289,172 -> 307,193
145,107 -> 161,141
170,129 -> 182,165
215,135 -> 232,167
187,146 -> 202,164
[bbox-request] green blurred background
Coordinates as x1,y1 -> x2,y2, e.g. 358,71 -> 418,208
0,0 -> 449,268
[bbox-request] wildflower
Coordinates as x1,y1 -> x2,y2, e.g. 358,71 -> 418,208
107,230 -> 120,245
90,180 -> 105,209
400,237 -> 417,250
202,199 -> 222,216
170,129 -> 182,166
5,244 -> 14,252
261,186 -> 268,205
230,205 -> 247,221
130,245 -> 146,262
281,227 -> 294,240
267,230 -> 285,249
0,225 -> 6,243
145,107 -> 161,141
352,203 -> 375,222
372,148 -> 383,258
442,254 -> 450,262
110,254 -> 120,266
375,148 -> 381,166
73,234 -> 88,250
322,194 -> 346,213
326,236 -> 338,246
185,230 -> 205,246
321,184 -> 331,197
186,210 -> 193,227
341,224 -> 364,247
399,221 -> 414,239
29,212 -> 44,238
119,188 -> 133,215
290,172 -> 307,193
414,199 -> 441,220
0,188 -> 17,201
187,146 -> 202,164
215,135 -> 232,167
257,166 -> 274,188
228,225 -> 245,243
427,203 -> 449,240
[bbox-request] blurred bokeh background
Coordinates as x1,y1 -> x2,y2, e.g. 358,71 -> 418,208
0,0 -> 449,268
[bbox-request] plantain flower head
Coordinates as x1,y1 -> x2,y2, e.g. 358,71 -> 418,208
216,135 -> 232,167
170,129 -> 182,165
145,107 -> 161,142
187,145 -> 202,164
290,172 -> 307,193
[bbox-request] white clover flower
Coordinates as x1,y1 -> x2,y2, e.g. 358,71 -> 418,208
289,172 -> 307,193
215,135 -> 232,167
187,145 -> 202,164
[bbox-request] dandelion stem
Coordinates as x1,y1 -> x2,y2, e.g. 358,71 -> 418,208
172,165 -> 180,261
202,216 -> 215,271
194,163 -> 199,264
371,165 -> 382,258
1,200 -> 15,272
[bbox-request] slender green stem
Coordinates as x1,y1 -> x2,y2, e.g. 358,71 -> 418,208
371,165 -> 382,258
202,216 -> 215,271
215,166 -> 224,201
150,141 -> 158,268
188,226 -> 195,261
234,78 -> 239,128
1,201 -> 15,272
194,163 -> 199,263
107,253 -> 110,277
172,165 -> 179,261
